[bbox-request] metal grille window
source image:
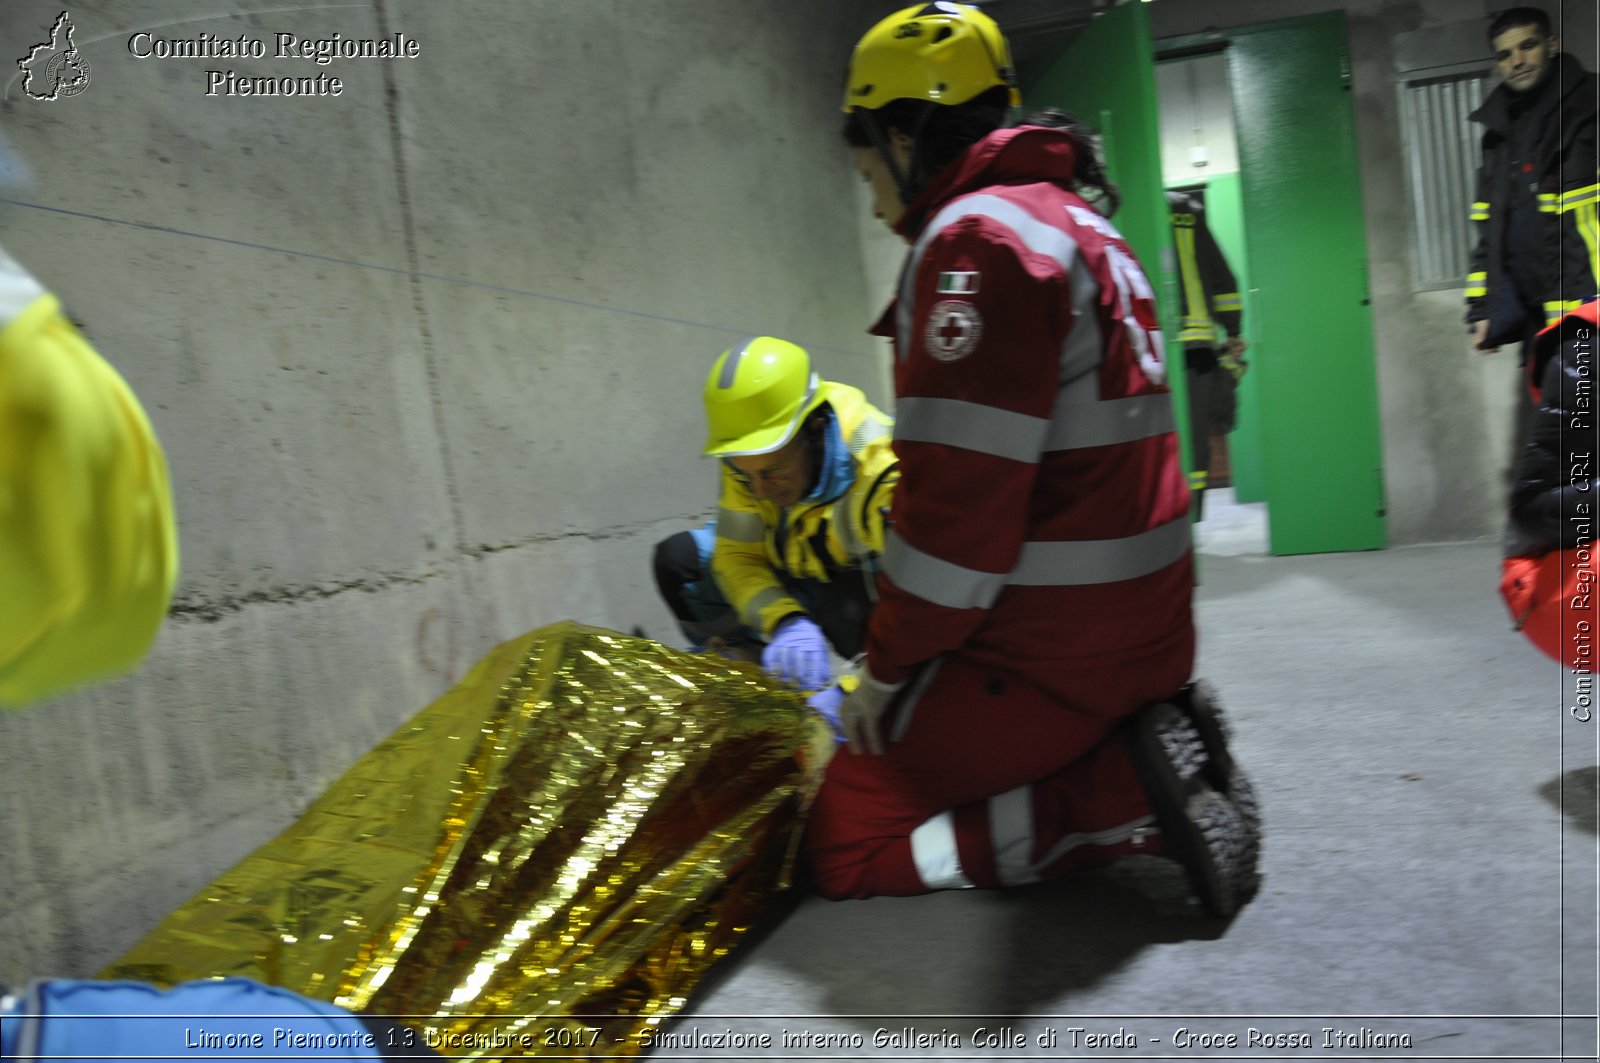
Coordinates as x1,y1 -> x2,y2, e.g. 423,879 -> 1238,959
1398,72 -> 1488,291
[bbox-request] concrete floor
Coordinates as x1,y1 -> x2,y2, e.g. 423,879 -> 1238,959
656,494 -> 1600,1061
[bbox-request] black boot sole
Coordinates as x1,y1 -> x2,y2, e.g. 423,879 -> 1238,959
1126,703 -> 1255,917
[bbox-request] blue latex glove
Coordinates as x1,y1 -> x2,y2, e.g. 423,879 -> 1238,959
761,615 -> 832,692
806,685 -> 847,743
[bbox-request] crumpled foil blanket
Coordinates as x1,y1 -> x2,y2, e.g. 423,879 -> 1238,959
104,622 -> 828,1058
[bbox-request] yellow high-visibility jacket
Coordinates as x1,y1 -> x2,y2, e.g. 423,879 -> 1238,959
0,245 -> 178,706
711,381 -> 896,657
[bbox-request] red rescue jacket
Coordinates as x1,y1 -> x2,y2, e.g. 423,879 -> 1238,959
864,126 -> 1195,710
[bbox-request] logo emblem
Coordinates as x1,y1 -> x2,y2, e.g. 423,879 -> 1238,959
924,299 -> 983,363
19,12 -> 91,101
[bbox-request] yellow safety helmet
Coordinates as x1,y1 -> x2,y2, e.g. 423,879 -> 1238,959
843,2 -> 1021,113
702,336 -> 825,457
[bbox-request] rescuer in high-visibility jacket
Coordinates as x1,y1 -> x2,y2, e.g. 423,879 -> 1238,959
0,243 -> 178,707
1168,189 -> 1247,516
817,2 -> 1260,915
701,335 -> 898,694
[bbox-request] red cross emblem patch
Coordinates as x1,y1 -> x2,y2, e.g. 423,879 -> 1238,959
924,299 -> 983,363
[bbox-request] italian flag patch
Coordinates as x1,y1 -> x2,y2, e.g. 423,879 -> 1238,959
936,270 -> 979,295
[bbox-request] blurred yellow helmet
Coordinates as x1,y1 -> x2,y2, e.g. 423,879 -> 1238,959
0,246 -> 178,707
702,336 -> 825,457
843,2 -> 1021,113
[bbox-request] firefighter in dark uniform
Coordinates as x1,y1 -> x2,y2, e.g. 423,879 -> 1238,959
1466,6 -> 1598,357
1168,189 -> 1247,519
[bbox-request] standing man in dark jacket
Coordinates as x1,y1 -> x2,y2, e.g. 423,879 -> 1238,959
1466,6 -> 1598,356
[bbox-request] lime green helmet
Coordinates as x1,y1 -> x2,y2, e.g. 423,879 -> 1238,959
702,336 -> 825,457
843,2 -> 1021,113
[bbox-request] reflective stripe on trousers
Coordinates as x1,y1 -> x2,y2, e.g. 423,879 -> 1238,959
909,794 -> 1157,891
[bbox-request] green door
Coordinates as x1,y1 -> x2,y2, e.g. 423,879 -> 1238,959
1230,13 -> 1387,553
1024,3 -> 1192,476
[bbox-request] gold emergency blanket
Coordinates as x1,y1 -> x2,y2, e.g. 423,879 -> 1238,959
104,622 -> 828,1058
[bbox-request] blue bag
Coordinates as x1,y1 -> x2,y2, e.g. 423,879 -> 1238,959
0,978 -> 410,1062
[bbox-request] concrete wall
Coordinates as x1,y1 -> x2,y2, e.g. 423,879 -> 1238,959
0,0 -> 883,980
1150,0 -> 1599,545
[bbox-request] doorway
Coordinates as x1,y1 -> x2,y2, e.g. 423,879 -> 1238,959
1156,52 -> 1268,547
1027,8 -> 1388,556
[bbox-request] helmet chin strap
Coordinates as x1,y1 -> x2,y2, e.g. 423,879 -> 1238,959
860,102 -> 942,207
904,101 -> 939,202
858,108 -> 914,206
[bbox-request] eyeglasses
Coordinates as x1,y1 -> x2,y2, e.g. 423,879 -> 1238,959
723,439 -> 805,488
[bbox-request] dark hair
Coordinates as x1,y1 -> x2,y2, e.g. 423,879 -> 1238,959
1015,107 -> 1122,217
799,403 -> 831,496
843,92 -> 1121,215
842,86 -> 1012,188
1488,7 -> 1552,44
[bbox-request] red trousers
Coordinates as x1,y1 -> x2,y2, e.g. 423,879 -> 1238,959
805,652 -> 1190,899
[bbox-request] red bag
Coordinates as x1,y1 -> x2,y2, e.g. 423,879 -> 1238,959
1500,551 -> 1599,670
1500,301 -> 1600,671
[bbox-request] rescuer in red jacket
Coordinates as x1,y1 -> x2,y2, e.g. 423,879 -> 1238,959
806,2 -> 1261,915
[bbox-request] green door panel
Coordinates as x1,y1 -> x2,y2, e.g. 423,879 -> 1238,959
1229,13 -> 1387,552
